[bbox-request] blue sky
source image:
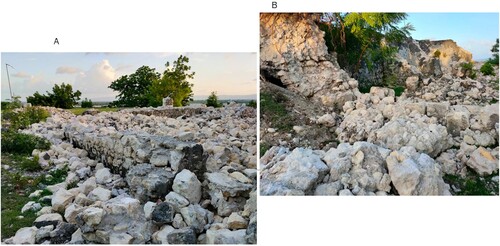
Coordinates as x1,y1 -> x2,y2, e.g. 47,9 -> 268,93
404,13 -> 499,60
1,53 -> 257,102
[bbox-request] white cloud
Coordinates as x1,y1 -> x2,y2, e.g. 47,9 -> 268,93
74,60 -> 118,99
56,66 -> 80,74
12,71 -> 31,78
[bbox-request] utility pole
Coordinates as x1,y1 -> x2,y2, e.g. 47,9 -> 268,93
6,63 -> 14,100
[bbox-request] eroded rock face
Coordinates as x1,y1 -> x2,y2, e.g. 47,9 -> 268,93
260,13 -> 359,109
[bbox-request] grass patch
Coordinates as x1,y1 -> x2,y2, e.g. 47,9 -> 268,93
2,153 -> 42,172
68,107 -> 120,115
443,169 -> 499,195
1,131 -> 51,155
1,155 -> 68,239
260,92 -> 294,131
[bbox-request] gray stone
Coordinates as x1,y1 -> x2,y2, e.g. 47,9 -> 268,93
35,225 -> 54,243
81,207 -> 105,226
109,232 -> 134,244
260,148 -> 329,195
34,213 -> 63,228
126,164 -> 175,203
467,147 -> 498,176
152,202 -> 175,224
64,203 -> 84,224
405,76 -> 420,91
150,150 -> 170,167
88,187 -> 112,202
143,201 -> 156,219
317,113 -> 336,126
21,201 -> 42,213
164,191 -> 190,212
95,168 -> 112,184
167,228 -> 197,244
70,228 -> 84,244
446,111 -> 470,136
386,147 -> 450,195
206,172 -> 253,197
172,169 -> 202,204
49,222 -> 77,244
79,176 -> 96,195
227,212 -> 247,229
12,227 -> 38,244
152,225 -> 174,244
314,181 -> 342,195
180,204 -> 208,233
206,229 -> 246,244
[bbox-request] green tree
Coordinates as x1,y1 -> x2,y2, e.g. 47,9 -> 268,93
319,13 -> 413,79
460,62 -> 477,79
27,83 -> 81,109
488,38 -> 499,65
149,55 -> 195,107
109,66 -> 160,107
480,62 -> 495,76
206,91 -> 221,108
81,98 -> 93,108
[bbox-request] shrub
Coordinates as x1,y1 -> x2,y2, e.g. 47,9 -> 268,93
460,62 -> 477,79
1,131 -> 51,155
246,100 -> 257,108
81,98 -> 93,108
8,107 -> 50,130
480,62 -> 495,76
433,50 -> 441,58
206,91 -> 222,108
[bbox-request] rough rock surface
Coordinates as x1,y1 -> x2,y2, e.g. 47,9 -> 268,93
260,147 -> 329,195
260,13 -> 360,110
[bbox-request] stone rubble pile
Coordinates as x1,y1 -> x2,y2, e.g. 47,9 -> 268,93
259,13 -> 499,196
260,142 -> 454,196
6,103 -> 256,244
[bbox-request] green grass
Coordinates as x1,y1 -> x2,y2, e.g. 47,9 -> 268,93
1,131 -> 51,155
443,169 -> 499,195
2,153 -> 42,172
1,154 -> 68,239
260,92 -> 294,131
68,107 -> 120,115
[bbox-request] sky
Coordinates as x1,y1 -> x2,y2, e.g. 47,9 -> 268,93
0,53 -> 257,102
404,13 -> 499,61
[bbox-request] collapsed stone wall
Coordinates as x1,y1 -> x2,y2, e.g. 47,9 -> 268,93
8,104 -> 257,244
260,13 -> 360,110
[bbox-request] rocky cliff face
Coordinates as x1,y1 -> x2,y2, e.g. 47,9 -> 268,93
260,13 -> 360,110
358,38 -> 474,86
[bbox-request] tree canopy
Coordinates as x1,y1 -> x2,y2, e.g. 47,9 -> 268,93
109,66 -> 160,107
318,13 -> 414,80
27,83 -> 82,109
149,55 -> 195,107
109,55 -> 195,108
